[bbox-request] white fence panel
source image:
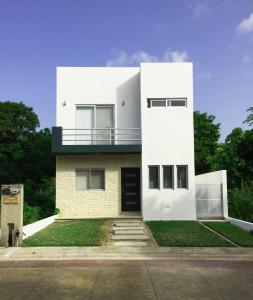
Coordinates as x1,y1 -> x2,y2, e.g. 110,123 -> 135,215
196,184 -> 223,219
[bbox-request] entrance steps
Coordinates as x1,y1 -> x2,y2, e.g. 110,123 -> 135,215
108,219 -> 155,247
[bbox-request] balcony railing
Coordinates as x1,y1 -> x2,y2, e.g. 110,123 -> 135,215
62,128 -> 141,145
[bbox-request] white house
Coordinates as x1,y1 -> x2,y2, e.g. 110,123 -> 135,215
52,63 -> 228,220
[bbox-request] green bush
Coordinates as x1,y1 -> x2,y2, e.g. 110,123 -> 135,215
23,202 -> 41,225
24,178 -> 56,220
228,183 -> 253,222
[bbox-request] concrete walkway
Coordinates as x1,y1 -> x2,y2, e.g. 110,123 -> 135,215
0,259 -> 253,300
1,246 -> 253,261
108,219 -> 155,246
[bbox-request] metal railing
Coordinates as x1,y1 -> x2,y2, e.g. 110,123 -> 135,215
62,128 -> 141,145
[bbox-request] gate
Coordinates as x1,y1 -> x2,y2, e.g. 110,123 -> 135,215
196,184 -> 223,219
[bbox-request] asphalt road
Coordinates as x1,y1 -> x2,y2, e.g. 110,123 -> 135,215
0,260 -> 253,300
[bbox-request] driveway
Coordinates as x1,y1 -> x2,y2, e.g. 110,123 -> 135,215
0,259 -> 253,300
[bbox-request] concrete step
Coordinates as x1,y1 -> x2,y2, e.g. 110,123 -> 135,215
114,223 -> 143,227
112,226 -> 144,231
113,230 -> 145,235
113,219 -> 143,223
112,241 -> 148,246
111,235 -> 149,241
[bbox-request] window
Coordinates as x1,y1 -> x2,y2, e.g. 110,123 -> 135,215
149,166 -> 159,189
177,165 -> 188,189
170,99 -> 187,107
163,166 -> 174,189
76,105 -> 114,145
76,169 -> 105,190
148,98 -> 187,108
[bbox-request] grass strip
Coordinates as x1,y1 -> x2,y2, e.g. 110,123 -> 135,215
203,222 -> 253,247
146,221 -> 234,247
23,219 -> 108,246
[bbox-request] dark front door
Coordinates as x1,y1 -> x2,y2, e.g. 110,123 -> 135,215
121,168 -> 141,211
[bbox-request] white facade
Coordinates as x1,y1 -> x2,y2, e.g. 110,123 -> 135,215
55,63 -> 209,220
140,63 -> 196,220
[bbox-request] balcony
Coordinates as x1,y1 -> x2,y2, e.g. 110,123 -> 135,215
52,127 -> 142,154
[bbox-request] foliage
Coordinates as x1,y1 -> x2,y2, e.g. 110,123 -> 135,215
23,203 -> 41,225
243,106 -> 253,127
228,183 -> 253,223
211,128 -> 253,188
194,111 -> 220,174
204,222 -> 253,247
146,221 -> 233,247
23,220 -> 108,246
0,101 -> 55,224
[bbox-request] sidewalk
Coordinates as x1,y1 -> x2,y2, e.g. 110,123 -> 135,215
1,246 -> 253,261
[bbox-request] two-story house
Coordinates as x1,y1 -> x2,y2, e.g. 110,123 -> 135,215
52,63 -> 227,220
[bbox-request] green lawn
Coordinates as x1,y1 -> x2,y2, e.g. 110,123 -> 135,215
204,222 -> 253,247
23,219 -> 108,246
146,221 -> 235,247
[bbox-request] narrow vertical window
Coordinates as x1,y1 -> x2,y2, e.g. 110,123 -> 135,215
149,166 -> 159,189
163,166 -> 174,189
177,166 -> 188,189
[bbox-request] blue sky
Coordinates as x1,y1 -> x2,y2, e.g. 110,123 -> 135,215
0,0 -> 253,140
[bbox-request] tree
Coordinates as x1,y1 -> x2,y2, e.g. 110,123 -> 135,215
0,101 -> 55,223
212,127 -> 253,189
243,106 -> 253,127
0,101 -> 40,183
194,111 -> 220,174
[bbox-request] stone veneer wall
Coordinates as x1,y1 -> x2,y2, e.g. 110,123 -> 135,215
56,155 -> 141,218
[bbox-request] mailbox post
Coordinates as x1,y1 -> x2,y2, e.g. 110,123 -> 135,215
0,184 -> 24,247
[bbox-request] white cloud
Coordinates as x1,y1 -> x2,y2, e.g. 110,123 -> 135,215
105,49 -> 189,67
242,54 -> 251,64
236,13 -> 253,34
192,1 -> 209,19
187,0 -> 209,19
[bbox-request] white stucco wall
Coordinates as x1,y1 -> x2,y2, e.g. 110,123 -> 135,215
140,63 -> 196,220
56,67 -> 140,131
195,170 -> 228,218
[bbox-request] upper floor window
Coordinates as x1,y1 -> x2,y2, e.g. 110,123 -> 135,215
76,105 -> 114,145
147,98 -> 187,108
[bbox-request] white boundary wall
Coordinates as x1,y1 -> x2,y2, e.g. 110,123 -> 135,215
23,215 -> 58,240
195,170 -> 228,218
225,217 -> 253,232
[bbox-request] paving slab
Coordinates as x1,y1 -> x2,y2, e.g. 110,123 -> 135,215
112,226 -> 144,231
113,222 -> 143,227
111,235 -> 149,240
112,241 -> 148,246
113,230 -> 144,235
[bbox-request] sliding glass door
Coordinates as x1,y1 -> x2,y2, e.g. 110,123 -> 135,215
76,105 -> 114,145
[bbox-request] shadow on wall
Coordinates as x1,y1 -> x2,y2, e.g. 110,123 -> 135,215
143,191 -> 196,221
116,73 -> 141,145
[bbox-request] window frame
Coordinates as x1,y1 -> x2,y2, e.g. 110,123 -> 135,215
147,98 -> 187,108
148,165 -> 160,189
75,168 -> 105,191
162,165 -> 174,189
176,165 -> 188,189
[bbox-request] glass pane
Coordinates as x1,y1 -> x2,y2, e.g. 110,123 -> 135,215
91,170 -> 105,189
177,166 -> 188,188
96,107 -> 114,145
76,107 -> 94,145
76,170 -> 89,190
149,166 -> 159,189
163,166 -> 173,189
171,100 -> 186,107
151,100 -> 166,107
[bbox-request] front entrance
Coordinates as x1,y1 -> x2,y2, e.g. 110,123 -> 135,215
121,168 -> 141,212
